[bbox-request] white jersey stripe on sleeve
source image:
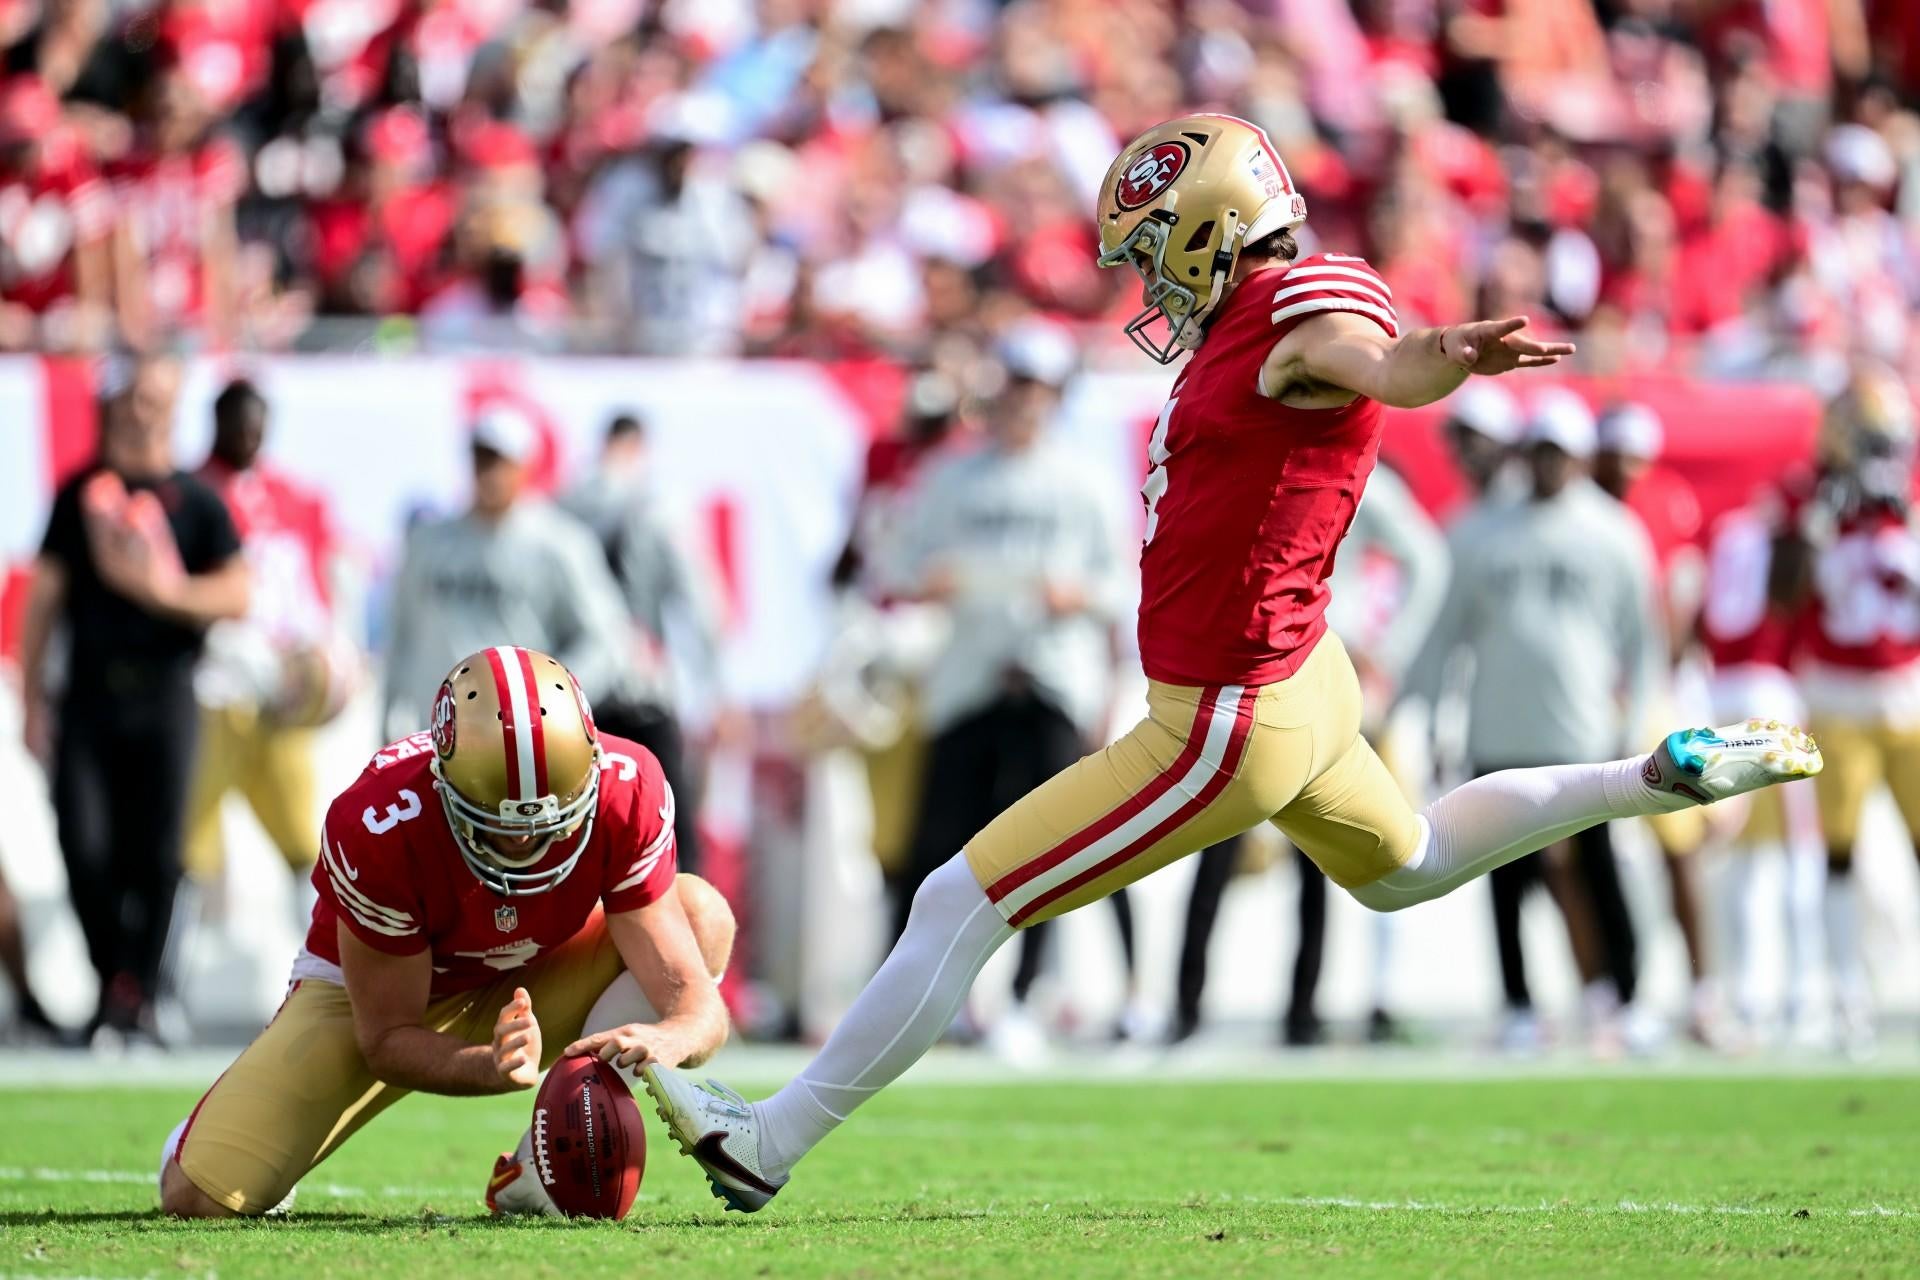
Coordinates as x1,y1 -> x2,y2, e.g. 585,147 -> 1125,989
640,783 -> 676,862
612,784 -> 678,894
1282,264 -> 1392,299
492,645 -> 539,802
610,847 -> 671,895
1271,296 -> 1399,335
321,837 -> 416,926
331,879 -> 420,938
1271,277 -> 1394,311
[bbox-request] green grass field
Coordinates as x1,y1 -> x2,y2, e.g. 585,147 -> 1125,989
1,1068 -> 1916,1278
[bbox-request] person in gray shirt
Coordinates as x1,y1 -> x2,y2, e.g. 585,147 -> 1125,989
558,413 -> 725,873
1408,389 -> 1664,1051
381,410 -> 636,744
887,322 -> 1141,1050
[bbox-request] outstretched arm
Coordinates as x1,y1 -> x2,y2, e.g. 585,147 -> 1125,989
1262,310 -> 1574,410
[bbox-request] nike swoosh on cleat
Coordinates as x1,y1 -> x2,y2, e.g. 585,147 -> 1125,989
693,1132 -> 781,1197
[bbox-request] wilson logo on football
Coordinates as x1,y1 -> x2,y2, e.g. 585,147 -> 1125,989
1116,141 -> 1189,211
430,681 -> 457,758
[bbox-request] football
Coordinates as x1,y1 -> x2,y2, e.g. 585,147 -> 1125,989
528,1054 -> 647,1219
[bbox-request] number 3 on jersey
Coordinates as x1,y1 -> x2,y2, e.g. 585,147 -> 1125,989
363,788 -> 423,835
1143,397 -> 1177,544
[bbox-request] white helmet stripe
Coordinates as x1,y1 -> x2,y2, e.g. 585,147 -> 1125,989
492,645 -> 539,802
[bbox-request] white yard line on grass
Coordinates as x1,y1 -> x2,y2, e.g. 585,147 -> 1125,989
1246,1194 -> 1916,1219
2,1165 -> 1912,1220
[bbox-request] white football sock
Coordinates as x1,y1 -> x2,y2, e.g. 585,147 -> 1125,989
754,853 -> 1011,1178
1823,870 -> 1871,1017
158,1117 -> 188,1195
1782,839 -> 1827,1021
1349,757 -> 1665,911
1718,843 -> 1766,1022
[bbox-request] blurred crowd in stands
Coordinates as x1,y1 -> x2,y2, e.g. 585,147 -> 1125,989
0,0 -> 1916,380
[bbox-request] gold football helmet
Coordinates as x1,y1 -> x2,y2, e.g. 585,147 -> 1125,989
1819,363 -> 1916,469
1817,363 -> 1916,510
429,647 -> 602,896
1096,113 -> 1309,363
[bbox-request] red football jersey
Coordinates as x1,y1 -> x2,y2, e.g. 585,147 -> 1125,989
106,140 -> 246,327
198,459 -> 339,641
1803,504 -> 1920,671
1700,499 -> 1796,670
1137,252 -> 1397,687
0,149 -> 113,311
304,730 -> 678,997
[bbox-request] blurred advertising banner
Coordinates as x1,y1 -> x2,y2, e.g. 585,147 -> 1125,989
3,356 -> 1820,697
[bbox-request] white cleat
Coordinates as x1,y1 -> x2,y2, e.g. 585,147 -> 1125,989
639,1064 -> 787,1213
1643,720 -> 1822,807
484,1127 -> 560,1217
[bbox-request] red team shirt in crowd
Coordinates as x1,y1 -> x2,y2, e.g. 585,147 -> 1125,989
304,730 -> 678,998
1136,252 -> 1397,688
106,139 -> 245,327
0,141 -> 112,312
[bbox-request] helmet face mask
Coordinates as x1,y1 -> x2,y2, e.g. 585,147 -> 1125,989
433,755 -> 599,896
428,648 -> 604,897
1098,214 -> 1206,364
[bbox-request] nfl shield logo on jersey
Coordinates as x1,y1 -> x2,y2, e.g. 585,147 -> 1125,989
494,904 -> 519,933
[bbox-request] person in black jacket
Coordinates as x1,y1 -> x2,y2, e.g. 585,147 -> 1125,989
19,357 -> 249,1046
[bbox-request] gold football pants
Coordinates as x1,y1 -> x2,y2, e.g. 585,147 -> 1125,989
966,632 -> 1421,926
172,913 -> 622,1214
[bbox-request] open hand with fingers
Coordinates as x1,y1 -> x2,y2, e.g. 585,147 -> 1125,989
1441,317 -> 1576,376
492,987 -> 542,1088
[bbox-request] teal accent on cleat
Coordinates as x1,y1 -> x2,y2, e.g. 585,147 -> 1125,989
1664,728 -> 1719,776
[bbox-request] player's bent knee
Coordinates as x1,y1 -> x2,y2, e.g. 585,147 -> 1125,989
908,852 -> 987,927
159,1161 -> 240,1219
1344,878 -> 1417,913
674,874 -> 735,978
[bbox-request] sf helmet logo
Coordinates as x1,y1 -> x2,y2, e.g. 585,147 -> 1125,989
430,681 -> 457,758
1116,141 -> 1190,211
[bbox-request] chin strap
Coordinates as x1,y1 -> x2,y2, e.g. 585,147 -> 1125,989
1175,215 -> 1248,351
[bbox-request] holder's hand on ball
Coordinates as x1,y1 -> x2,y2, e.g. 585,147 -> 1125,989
492,987 -> 542,1088
565,1023 -> 687,1075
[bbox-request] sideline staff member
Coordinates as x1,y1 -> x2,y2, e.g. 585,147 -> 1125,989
19,356 -> 249,1045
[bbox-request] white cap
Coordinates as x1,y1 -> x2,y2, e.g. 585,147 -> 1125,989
649,92 -> 732,147
997,319 -> 1079,389
471,405 -> 538,463
1597,402 -> 1663,460
1523,388 -> 1596,458
1825,123 -> 1896,189
1445,381 -> 1521,444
